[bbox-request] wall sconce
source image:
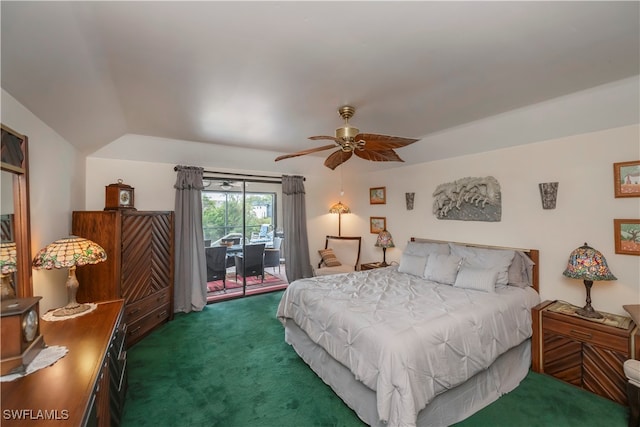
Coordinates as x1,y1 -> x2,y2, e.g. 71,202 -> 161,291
405,193 -> 415,210
539,182 -> 559,209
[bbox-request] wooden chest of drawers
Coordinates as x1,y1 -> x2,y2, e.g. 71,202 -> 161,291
73,210 -> 174,347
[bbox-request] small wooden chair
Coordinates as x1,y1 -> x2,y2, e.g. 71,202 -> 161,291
314,235 -> 361,276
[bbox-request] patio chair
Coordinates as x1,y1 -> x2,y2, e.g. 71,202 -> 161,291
235,243 -> 266,283
264,237 -> 282,273
205,246 -> 228,289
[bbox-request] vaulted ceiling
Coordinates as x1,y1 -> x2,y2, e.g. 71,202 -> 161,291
2,2 -> 638,169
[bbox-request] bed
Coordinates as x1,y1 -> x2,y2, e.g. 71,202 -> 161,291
277,238 -> 540,427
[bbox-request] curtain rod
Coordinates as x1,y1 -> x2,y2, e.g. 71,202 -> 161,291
173,166 -> 305,181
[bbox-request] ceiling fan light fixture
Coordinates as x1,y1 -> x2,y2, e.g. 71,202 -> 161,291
274,105 -> 418,169
335,125 -> 359,140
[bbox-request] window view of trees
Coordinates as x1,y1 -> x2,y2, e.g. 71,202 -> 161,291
202,191 -> 275,244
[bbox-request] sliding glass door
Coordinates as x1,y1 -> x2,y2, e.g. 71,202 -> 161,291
202,178 -> 285,301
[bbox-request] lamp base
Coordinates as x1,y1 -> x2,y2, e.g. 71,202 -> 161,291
379,261 -> 388,267
575,305 -> 604,319
575,279 -> 603,319
52,302 -> 91,317
0,275 -> 16,300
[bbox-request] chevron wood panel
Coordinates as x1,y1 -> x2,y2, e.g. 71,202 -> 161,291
543,332 -> 582,386
583,343 -> 628,405
121,213 -> 173,303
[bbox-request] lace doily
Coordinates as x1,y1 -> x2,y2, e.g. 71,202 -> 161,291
0,345 -> 68,382
42,303 -> 97,322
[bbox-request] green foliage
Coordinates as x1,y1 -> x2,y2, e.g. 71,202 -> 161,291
620,223 -> 640,242
202,192 -> 274,241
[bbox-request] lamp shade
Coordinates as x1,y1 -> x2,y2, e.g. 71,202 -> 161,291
329,201 -> 351,214
32,236 -> 107,317
375,230 -> 395,248
33,236 -> 107,270
562,243 -> 617,281
0,242 -> 17,274
562,242 -> 616,319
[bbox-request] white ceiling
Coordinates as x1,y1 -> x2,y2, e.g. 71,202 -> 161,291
1,1 -> 639,169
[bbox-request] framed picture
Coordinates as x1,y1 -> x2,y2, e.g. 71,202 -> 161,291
369,187 -> 386,204
614,219 -> 640,255
370,216 -> 386,234
614,160 -> 640,198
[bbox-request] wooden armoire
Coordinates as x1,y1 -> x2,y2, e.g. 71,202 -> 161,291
72,210 -> 174,347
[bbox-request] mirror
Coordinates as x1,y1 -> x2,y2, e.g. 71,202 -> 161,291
1,124 -> 32,298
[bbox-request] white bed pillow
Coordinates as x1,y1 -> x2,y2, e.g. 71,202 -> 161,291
508,251 -> 535,288
404,241 -> 450,258
424,253 -> 462,285
449,244 -> 515,286
454,266 -> 499,292
398,253 -> 428,277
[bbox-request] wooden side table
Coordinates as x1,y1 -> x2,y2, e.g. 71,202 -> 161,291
532,300 -> 638,405
360,262 -> 385,271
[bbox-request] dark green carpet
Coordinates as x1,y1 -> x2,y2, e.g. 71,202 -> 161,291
122,291 -> 629,427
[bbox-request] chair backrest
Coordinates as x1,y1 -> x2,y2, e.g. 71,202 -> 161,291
272,237 -> 283,250
205,246 -> 227,270
244,243 -> 266,264
324,236 -> 361,270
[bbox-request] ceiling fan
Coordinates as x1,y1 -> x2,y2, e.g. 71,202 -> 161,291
205,180 -> 243,190
275,106 -> 420,170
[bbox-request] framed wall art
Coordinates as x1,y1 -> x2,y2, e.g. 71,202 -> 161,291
370,217 -> 386,234
613,160 -> 640,198
369,187 -> 386,204
614,219 -> 640,255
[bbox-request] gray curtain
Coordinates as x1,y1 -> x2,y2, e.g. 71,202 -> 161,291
173,166 -> 207,313
282,175 -> 313,281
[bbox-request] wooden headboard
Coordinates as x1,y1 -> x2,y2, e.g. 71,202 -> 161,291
410,237 -> 539,293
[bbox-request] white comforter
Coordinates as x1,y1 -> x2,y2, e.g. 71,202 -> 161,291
277,267 -> 540,427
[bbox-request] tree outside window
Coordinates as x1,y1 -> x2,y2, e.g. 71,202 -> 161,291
202,191 -> 275,244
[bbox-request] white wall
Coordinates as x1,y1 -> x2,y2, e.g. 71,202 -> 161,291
5,81 -> 638,317
1,89 -> 85,313
340,125 -> 639,316
86,124 -> 639,317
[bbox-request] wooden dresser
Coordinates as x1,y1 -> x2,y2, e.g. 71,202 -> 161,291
1,300 -> 126,427
532,300 -> 639,405
72,210 -> 174,347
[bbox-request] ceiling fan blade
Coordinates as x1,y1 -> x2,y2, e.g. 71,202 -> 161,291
355,149 -> 404,162
309,135 -> 342,143
356,133 -> 419,151
275,144 -> 337,162
324,150 -> 353,170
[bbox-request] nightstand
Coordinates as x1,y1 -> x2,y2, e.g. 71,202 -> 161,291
532,300 -> 638,405
360,262 -> 385,271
